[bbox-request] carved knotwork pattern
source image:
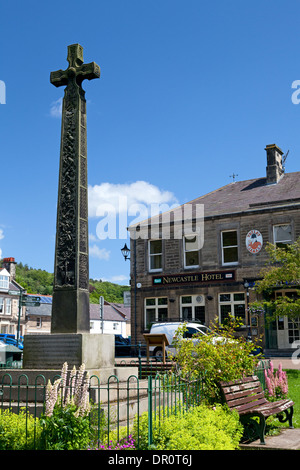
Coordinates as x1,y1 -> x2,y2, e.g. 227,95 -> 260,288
55,81 -> 78,287
79,253 -> 89,289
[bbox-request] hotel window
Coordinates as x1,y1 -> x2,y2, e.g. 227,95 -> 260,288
149,240 -> 162,272
5,298 -> 11,315
145,297 -> 168,327
273,224 -> 292,248
0,275 -> 9,290
0,298 -> 3,314
221,231 -> 238,265
180,295 -> 205,323
219,293 -> 246,324
183,235 -> 199,268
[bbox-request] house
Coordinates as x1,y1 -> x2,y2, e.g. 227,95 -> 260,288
127,144 -> 300,352
26,295 -> 131,338
0,258 -> 26,338
89,301 -> 130,337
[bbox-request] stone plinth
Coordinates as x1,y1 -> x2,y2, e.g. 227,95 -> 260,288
23,333 -> 114,370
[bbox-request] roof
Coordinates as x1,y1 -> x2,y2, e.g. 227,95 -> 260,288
26,297 -> 131,322
0,341 -> 22,353
192,172 -> 300,218
90,301 -> 130,322
129,171 -> 300,229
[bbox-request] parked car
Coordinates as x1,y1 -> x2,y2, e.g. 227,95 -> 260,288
114,335 -> 131,357
0,335 -> 23,350
149,322 -> 223,358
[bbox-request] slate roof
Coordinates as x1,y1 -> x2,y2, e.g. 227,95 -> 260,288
191,172 -> 300,218
129,171 -> 300,229
26,298 -> 130,322
89,301 -> 130,322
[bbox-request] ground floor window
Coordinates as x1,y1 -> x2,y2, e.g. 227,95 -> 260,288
145,297 -> 168,328
219,292 -> 246,324
180,295 -> 205,323
288,317 -> 300,344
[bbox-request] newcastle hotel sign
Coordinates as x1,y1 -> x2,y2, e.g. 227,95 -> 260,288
153,270 -> 235,286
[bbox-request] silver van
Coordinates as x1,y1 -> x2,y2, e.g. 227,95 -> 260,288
149,322 -> 211,358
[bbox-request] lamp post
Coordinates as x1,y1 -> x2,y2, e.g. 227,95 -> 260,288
244,280 -> 250,338
121,240 -> 137,351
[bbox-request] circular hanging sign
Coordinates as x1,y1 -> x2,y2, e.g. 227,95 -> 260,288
246,230 -> 263,254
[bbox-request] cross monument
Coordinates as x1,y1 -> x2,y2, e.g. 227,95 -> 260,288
50,44 -> 100,333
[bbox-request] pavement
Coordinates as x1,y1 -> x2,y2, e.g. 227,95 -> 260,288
267,357 -> 300,370
240,427 -> 300,450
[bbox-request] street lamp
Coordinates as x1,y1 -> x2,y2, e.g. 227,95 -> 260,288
121,241 -> 137,352
121,243 -> 130,261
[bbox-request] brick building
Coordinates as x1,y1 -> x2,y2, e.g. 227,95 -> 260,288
128,144 -> 300,352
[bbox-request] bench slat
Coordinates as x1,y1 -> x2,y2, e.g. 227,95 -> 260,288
224,385 -> 263,401
226,391 -> 267,410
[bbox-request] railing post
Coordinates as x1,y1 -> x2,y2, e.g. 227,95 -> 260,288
148,375 -> 153,448
138,342 -> 142,379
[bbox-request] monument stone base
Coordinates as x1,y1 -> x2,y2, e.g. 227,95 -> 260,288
24,333 -> 115,370
22,333 -> 138,384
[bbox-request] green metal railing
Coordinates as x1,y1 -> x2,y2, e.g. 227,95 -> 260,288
0,370 -> 203,450
0,360 -> 270,450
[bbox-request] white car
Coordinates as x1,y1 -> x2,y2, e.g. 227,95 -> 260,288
149,322 -> 214,358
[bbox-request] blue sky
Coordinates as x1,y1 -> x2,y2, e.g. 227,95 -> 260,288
1,0 -> 300,285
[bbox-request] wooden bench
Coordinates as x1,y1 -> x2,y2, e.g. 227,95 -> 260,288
220,375 -> 294,444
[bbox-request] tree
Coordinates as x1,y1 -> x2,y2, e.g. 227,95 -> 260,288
250,238 -> 300,322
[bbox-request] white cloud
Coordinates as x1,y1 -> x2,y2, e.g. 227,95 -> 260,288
50,97 -> 62,118
88,181 -> 179,217
89,244 -> 110,260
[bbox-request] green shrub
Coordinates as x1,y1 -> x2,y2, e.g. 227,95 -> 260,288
172,317 -> 261,402
40,404 -> 93,450
0,408 -> 41,450
133,404 -> 243,450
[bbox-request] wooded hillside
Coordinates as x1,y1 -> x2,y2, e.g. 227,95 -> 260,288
14,262 -> 130,303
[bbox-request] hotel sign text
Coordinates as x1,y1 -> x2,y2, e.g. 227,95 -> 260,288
153,270 -> 235,286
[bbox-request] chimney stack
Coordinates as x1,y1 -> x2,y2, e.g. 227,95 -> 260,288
2,257 -> 17,281
265,144 -> 284,184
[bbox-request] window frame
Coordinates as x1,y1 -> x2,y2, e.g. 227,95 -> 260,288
221,230 -> 239,266
5,298 -> 11,315
144,297 -> 168,327
0,275 -> 9,290
148,239 -> 163,273
218,292 -> 246,324
180,295 -> 205,323
183,234 -> 200,269
273,224 -> 293,247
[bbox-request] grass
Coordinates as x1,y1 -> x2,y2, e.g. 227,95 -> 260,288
286,370 -> 300,428
264,369 -> 300,437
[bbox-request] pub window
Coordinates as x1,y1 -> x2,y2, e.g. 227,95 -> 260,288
219,292 -> 246,324
149,240 -> 162,272
183,235 -> 199,268
221,230 -> 238,265
273,224 -> 292,248
145,297 -> 168,328
36,317 -> 42,328
180,295 -> 205,323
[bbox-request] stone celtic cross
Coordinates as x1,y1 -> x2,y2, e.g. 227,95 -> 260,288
50,44 -> 100,334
